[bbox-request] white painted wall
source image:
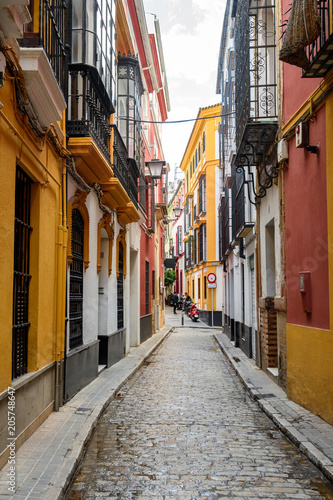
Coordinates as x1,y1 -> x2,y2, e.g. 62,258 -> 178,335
259,183 -> 281,298
128,223 -> 140,347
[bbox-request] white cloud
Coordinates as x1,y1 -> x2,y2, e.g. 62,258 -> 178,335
144,0 -> 226,172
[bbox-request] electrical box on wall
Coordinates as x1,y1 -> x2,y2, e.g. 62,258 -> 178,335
295,122 -> 309,148
299,271 -> 311,313
277,139 -> 288,162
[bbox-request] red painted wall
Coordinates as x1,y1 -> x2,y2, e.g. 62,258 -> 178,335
284,105 -> 329,328
140,227 -> 155,316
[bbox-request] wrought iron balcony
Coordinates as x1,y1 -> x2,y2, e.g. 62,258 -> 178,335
234,0 -> 278,187
68,65 -> 113,162
112,125 -> 139,208
20,0 -> 67,95
304,0 -> 333,77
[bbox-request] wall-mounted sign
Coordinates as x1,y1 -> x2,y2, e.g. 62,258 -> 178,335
207,273 -> 216,284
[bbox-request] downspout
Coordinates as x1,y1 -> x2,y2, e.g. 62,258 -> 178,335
54,111 -> 68,410
255,206 -> 262,369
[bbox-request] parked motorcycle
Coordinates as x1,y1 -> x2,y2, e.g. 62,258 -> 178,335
189,303 -> 199,322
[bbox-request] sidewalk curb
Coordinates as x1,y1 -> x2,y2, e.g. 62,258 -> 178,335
214,333 -> 333,485
32,327 -> 172,500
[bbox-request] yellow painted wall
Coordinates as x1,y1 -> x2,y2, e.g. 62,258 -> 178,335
0,75 -> 65,392
286,93 -> 333,425
286,325 -> 333,424
181,104 -> 221,309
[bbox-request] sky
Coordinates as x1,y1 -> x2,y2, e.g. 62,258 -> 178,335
144,0 -> 227,181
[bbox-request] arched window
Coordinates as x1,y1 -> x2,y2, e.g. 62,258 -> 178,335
117,242 -> 124,330
69,209 -> 84,349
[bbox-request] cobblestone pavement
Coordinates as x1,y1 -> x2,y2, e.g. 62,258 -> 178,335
65,328 -> 333,499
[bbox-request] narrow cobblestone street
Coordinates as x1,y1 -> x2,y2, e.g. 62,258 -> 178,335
65,327 -> 333,499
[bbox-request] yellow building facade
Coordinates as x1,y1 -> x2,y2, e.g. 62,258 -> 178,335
181,105 -> 224,326
0,35 -> 67,466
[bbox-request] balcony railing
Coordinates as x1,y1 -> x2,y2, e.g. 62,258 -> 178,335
20,0 -> 67,95
304,0 -> 333,77
235,0 -> 277,147
68,65 -> 113,161
112,126 -> 139,208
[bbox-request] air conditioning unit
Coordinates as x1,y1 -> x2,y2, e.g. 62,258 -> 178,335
277,139 -> 288,162
295,122 -> 309,148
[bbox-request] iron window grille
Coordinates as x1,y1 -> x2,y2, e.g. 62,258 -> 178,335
199,224 -> 204,263
194,228 -> 198,265
12,167 -> 32,379
117,242 -> 124,330
145,185 -> 155,232
145,261 -> 150,315
152,270 -> 155,300
69,209 -> 84,350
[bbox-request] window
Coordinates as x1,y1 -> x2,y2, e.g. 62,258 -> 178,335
204,276 -> 207,299
177,226 -> 183,255
192,279 -> 195,298
180,270 -> 183,295
152,270 -> 155,300
194,228 -> 198,265
117,55 -> 143,164
69,209 -> 84,350
199,175 -> 206,214
198,143 -> 201,161
12,167 -> 32,379
71,0 -> 116,100
198,278 -> 201,299
202,131 -> 206,153
117,242 -> 124,329
145,261 -> 149,314
266,220 -> 276,297
199,224 -> 207,262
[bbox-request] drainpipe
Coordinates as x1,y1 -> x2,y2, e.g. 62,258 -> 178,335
255,209 -> 262,369
54,111 -> 68,410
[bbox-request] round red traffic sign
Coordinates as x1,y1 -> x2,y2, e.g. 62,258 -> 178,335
207,273 -> 216,283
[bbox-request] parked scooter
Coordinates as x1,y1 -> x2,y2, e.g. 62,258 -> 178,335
189,303 -> 199,322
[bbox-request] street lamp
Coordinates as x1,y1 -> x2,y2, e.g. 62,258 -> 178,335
145,159 -> 165,180
173,206 -> 182,218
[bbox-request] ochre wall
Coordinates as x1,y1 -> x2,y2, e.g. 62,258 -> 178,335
287,324 -> 333,424
0,76 -> 63,392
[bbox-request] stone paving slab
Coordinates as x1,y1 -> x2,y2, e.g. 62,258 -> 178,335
214,332 -> 333,485
0,326 -> 171,500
